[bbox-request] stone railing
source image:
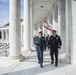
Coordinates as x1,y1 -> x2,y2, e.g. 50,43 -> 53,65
0,41 -> 9,57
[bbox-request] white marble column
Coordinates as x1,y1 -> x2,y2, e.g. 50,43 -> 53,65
40,23 -> 42,31
1,30 -> 4,40
53,5 -> 58,31
5,29 -> 8,41
38,23 -> 42,32
38,24 -> 40,32
21,25 -> 23,45
70,0 -> 76,64
24,0 -> 30,50
33,27 -> 36,36
30,0 -> 33,49
50,13 -> 53,30
4,29 -> 7,40
7,29 -> 9,40
65,0 -> 72,63
42,20 -> 48,35
47,15 -> 51,35
9,0 -> 22,58
50,13 -> 53,25
55,5 -> 58,32
33,25 -> 38,36
21,25 -> 22,43
42,22 -> 44,35
53,6 -> 56,30
4,30 -> 5,40
58,0 -> 66,53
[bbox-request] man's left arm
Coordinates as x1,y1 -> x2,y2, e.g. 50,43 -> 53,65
58,36 -> 62,49
43,37 -> 46,43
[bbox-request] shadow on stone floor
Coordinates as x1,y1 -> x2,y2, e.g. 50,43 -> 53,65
5,60 -> 69,75
2,51 -> 68,75
22,51 -> 51,62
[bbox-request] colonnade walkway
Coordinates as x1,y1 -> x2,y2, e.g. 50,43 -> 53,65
1,50 -> 76,75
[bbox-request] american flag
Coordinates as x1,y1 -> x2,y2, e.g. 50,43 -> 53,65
44,20 -> 53,31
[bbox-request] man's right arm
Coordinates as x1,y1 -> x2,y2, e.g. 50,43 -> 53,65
34,36 -> 37,45
58,36 -> 62,49
34,36 -> 39,45
48,36 -> 51,48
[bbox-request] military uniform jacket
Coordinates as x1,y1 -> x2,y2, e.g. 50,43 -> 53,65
48,35 -> 62,49
34,36 -> 45,51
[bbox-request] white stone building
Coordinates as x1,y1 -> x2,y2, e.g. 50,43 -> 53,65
0,0 -> 76,64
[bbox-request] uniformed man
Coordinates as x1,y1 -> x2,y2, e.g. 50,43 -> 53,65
43,34 -> 47,50
34,31 -> 45,68
46,34 -> 50,50
48,30 -> 62,67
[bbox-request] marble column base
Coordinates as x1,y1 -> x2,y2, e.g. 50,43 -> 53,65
8,55 -> 25,62
71,59 -> 76,64
23,48 -> 31,51
65,54 -> 71,64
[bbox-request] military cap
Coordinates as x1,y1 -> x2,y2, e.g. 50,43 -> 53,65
38,31 -> 43,34
52,30 -> 57,32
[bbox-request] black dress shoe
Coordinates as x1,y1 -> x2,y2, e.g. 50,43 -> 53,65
40,65 -> 43,68
55,64 -> 58,67
51,61 -> 53,64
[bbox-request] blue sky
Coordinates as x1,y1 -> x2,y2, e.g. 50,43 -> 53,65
0,0 -> 24,26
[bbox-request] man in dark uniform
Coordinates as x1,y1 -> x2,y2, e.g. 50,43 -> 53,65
48,30 -> 62,67
43,34 -> 47,50
46,34 -> 50,50
34,31 -> 45,68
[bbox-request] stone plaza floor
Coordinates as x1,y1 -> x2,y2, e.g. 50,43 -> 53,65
0,50 -> 76,75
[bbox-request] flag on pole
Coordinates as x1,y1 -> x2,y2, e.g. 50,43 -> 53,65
44,20 -> 53,31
